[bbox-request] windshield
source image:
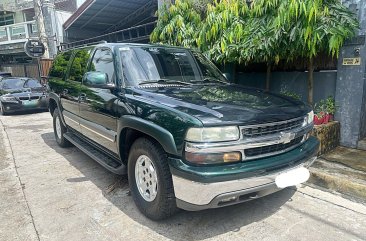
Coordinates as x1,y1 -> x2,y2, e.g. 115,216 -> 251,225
1,79 -> 25,89
119,47 -> 227,86
24,79 -> 42,88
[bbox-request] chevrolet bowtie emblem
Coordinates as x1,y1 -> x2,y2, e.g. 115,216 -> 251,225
280,132 -> 296,144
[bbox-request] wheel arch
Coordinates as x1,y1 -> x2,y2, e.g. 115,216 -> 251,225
48,93 -> 66,126
117,116 -> 178,165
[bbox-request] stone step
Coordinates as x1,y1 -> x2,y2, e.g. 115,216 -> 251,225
357,139 -> 366,151
308,158 -> 366,203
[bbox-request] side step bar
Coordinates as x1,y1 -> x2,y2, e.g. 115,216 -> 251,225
64,132 -> 126,175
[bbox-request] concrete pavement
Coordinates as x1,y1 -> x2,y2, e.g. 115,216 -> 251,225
0,112 -> 366,241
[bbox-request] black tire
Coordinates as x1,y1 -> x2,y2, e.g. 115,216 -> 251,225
53,108 -> 71,147
0,102 -> 6,115
128,137 -> 178,220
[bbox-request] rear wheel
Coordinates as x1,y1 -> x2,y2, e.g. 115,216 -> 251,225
128,137 -> 177,220
53,108 -> 71,147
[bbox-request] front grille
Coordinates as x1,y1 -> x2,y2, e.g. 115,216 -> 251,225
19,96 -> 40,100
241,117 -> 304,138
244,136 -> 303,157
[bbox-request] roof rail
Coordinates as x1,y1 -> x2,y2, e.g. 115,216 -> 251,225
58,40 -> 107,52
58,21 -> 157,52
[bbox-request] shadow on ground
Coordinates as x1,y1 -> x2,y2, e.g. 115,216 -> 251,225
41,132 -> 295,241
3,109 -> 48,116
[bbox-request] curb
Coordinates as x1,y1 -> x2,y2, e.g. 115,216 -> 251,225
308,169 -> 366,203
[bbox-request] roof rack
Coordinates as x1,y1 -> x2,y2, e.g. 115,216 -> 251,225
58,40 -> 107,52
58,21 -> 157,52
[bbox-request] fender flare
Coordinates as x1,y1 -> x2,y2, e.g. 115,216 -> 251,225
118,115 -> 178,156
48,92 -> 67,126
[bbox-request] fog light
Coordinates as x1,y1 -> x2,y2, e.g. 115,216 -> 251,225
218,196 -> 237,205
185,151 -> 242,165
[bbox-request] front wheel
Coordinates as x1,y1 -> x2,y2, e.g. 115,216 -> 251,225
128,137 -> 177,220
0,102 -> 6,115
53,108 -> 71,147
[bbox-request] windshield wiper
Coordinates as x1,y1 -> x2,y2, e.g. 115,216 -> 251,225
138,79 -> 191,86
190,77 -> 226,84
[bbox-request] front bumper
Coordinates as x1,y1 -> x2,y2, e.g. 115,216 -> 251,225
170,137 -> 319,211
1,97 -> 48,113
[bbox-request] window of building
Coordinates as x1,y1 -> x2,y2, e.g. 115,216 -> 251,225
10,26 -> 25,36
0,14 -> 14,26
0,27 -> 7,41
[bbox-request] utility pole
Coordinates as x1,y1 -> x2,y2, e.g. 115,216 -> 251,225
33,0 -> 50,58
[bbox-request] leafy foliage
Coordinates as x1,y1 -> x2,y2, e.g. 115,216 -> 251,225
150,0 -> 202,48
49,51 -> 72,78
152,0 -> 358,64
151,0 -> 359,103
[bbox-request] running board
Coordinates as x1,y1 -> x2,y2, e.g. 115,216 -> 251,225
64,132 -> 126,175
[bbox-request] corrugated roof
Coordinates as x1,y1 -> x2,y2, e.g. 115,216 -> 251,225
64,0 -> 157,34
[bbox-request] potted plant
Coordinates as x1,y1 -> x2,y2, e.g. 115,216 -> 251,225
314,100 -> 327,125
325,96 -> 335,122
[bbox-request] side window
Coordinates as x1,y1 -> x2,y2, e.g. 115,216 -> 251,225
68,48 -> 92,82
88,48 -> 115,84
49,50 -> 73,80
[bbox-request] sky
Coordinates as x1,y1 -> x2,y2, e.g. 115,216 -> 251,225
77,0 -> 86,7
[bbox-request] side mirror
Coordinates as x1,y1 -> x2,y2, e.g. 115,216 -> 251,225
84,72 -> 115,89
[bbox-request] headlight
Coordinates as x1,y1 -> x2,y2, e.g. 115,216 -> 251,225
307,111 -> 314,124
1,96 -> 17,102
185,126 -> 240,142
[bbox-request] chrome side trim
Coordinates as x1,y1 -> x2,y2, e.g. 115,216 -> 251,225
64,115 -> 78,125
172,156 -> 317,206
80,124 -> 115,142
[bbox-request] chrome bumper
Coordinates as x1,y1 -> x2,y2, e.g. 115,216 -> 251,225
172,156 -> 317,210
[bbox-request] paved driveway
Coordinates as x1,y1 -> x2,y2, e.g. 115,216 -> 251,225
1,112 -> 366,241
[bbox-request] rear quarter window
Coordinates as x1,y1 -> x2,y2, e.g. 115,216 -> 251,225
48,51 -> 73,80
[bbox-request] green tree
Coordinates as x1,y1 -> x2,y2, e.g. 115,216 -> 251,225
150,0 -> 202,48
151,0 -> 358,103
272,0 -> 358,104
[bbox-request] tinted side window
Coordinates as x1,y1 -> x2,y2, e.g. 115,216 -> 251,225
68,48 -> 92,82
49,51 -> 73,79
89,48 -> 115,84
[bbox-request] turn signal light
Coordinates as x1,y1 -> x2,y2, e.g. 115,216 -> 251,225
185,152 -> 242,165
223,152 -> 242,162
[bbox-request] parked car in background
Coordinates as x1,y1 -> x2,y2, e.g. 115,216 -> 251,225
0,77 -> 49,115
0,72 -> 12,80
48,43 -> 319,220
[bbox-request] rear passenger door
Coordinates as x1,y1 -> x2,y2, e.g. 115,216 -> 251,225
61,48 -> 92,132
78,47 -> 118,154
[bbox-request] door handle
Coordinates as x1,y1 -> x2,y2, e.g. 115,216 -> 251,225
79,93 -> 87,101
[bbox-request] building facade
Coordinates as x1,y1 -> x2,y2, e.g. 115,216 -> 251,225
0,0 -> 77,63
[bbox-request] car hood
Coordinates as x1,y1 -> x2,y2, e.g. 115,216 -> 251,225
129,84 -> 310,125
1,87 -> 44,96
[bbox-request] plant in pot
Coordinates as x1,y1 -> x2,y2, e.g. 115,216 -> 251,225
314,101 -> 327,125
325,96 -> 336,122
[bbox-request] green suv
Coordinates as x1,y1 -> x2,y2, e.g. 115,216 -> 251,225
48,43 -> 319,220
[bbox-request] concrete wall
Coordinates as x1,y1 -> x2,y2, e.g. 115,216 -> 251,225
335,0 -> 366,147
236,71 -> 337,104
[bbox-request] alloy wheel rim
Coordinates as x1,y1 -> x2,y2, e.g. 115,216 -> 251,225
135,155 -> 158,202
55,116 -> 62,139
